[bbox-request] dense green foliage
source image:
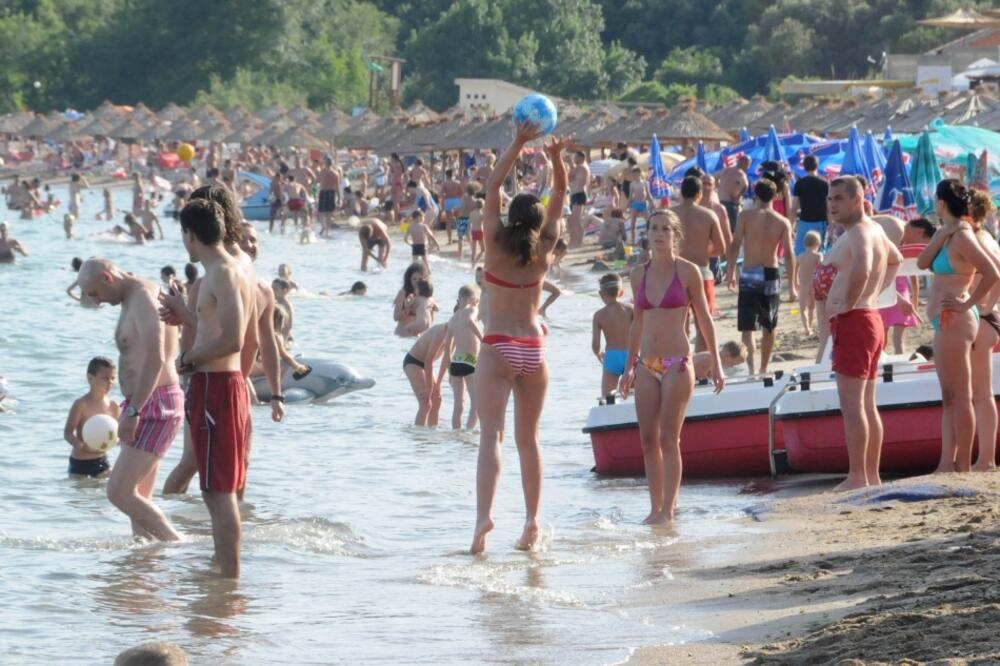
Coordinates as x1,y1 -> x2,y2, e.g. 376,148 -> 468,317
0,0 -> 992,113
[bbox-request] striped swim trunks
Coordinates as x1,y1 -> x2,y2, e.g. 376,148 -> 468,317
120,384 -> 184,458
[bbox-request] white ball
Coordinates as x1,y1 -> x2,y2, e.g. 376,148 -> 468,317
82,414 -> 119,452
348,215 -> 360,227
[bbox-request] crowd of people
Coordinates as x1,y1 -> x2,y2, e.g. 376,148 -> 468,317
2,114 -> 1000,579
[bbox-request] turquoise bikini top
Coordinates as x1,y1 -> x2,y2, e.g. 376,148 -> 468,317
931,243 -> 956,275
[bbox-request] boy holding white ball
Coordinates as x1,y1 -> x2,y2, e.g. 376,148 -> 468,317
63,357 -> 121,478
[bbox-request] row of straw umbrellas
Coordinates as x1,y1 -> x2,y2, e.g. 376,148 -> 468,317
3,89 -> 1000,156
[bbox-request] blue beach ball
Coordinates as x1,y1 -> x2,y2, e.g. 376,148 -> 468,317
513,94 -> 558,136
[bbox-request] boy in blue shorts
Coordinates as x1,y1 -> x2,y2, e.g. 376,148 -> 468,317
591,274 -> 634,395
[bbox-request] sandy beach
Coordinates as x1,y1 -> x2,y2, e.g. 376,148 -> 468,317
626,471 -> 1000,665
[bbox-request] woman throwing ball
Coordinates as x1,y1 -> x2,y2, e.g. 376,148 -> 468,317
619,210 -> 724,524
470,122 -> 568,555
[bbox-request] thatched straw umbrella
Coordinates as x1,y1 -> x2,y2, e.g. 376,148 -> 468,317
0,111 -> 33,134
78,117 -> 116,138
286,105 -> 318,125
225,105 -> 254,126
161,118 -> 203,143
195,120 -> 233,143
188,103 -> 225,126
223,126 -> 260,145
405,100 -> 440,125
138,121 -> 171,143
18,114 -> 57,139
747,102 -> 792,135
256,104 -> 286,123
272,126 -> 328,149
92,100 -> 123,122
156,102 -> 187,122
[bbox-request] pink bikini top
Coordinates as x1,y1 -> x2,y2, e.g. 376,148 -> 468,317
636,261 -> 687,310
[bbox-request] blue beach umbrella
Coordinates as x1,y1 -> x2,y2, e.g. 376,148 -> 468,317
762,125 -> 783,165
882,126 -> 894,158
839,126 -> 874,199
739,127 -> 750,143
695,141 -> 710,174
863,130 -> 887,187
648,134 -> 670,203
910,130 -> 942,216
876,140 -> 917,220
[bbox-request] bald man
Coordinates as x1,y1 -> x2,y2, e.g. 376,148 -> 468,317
77,259 -> 183,541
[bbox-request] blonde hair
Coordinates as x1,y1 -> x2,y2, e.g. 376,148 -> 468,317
803,230 -> 821,248
458,283 -> 480,301
969,190 -> 995,231
721,340 -> 747,362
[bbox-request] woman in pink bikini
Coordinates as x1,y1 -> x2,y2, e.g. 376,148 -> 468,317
619,210 -> 724,524
470,123 -> 568,555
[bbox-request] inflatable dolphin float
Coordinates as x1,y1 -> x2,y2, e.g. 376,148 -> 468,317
251,359 -> 375,404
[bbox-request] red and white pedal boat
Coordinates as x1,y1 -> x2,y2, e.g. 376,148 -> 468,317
582,373 -> 792,477
776,355 -> 1000,473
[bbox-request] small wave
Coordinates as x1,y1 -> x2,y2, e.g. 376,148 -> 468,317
247,516 -> 375,558
417,561 -> 585,608
0,531 -> 170,553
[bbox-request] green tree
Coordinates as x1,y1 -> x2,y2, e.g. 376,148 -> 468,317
654,47 -> 723,87
618,81 -> 696,106
193,69 -> 307,111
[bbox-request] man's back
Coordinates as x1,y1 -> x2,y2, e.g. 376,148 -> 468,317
793,175 -> 828,221
741,208 -> 789,268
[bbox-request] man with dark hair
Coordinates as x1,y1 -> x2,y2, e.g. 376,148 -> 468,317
567,150 -> 590,248
683,166 -> 704,179
824,176 -> 902,492
441,168 -> 464,245
726,178 -> 796,375
675,175 -> 727,350
317,156 -> 342,236
177,198 -> 254,578
792,154 -> 829,254
700,173 -> 734,285
717,154 -> 751,233
903,217 -> 935,243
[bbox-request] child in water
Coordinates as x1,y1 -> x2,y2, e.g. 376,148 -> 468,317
795,231 -> 822,337
591,273 -> 633,395
436,284 -> 483,430
62,356 -> 120,478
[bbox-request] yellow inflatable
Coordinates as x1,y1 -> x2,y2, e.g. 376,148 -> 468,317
177,143 -> 195,161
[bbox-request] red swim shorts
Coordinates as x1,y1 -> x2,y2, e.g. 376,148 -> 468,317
702,279 -> 717,316
471,229 -> 484,242
831,308 -> 884,380
186,371 -> 249,493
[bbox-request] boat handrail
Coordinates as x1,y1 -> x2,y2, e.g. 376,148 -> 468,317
794,361 -> 937,391
768,380 -> 796,478
592,370 -> 789,405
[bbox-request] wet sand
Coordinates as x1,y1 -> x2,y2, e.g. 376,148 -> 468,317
630,472 -> 1000,664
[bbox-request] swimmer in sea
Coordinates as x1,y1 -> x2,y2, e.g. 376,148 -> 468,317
110,213 -> 148,244
394,263 -> 428,336
436,284 -> 483,430
64,213 -> 76,240
277,264 -> 300,292
403,322 -> 448,426
358,218 -> 391,271
272,278 -> 295,344
340,281 -> 367,296
0,222 -> 27,263
63,356 -> 120,479
140,200 -> 164,241
399,277 -> 438,338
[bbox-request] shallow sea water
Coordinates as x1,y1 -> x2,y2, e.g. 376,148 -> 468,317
0,183 -> 770,664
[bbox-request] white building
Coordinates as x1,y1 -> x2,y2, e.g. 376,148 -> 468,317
454,78 -> 540,115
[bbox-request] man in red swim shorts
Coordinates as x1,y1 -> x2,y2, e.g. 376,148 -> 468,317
825,177 -> 902,493
177,198 -> 255,578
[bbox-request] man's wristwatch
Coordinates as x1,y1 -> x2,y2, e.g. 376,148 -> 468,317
125,404 -> 140,418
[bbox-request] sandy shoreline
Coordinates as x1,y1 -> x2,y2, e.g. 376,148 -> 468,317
625,472 -> 1000,665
